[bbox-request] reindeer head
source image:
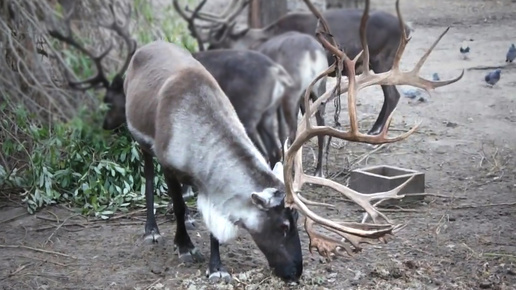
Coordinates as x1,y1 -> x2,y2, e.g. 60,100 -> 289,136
102,74 -> 126,130
246,163 -> 302,281
48,1 -> 136,131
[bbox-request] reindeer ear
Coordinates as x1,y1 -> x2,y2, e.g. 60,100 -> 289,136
251,188 -> 283,210
272,162 -> 284,183
251,192 -> 269,210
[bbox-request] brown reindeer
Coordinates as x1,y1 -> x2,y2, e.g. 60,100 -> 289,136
48,2 -> 302,282
174,0 -> 330,177
175,0 -> 416,138
125,39 -> 303,281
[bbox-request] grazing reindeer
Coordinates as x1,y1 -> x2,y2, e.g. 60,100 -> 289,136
124,40 -> 302,281
254,31 -> 329,177
175,0 -> 414,137
48,4 -> 301,281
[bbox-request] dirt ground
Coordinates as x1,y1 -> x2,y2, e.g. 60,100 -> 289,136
1,0 -> 515,289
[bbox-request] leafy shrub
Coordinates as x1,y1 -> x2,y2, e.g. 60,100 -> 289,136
0,0 -> 200,217
1,105 -> 169,218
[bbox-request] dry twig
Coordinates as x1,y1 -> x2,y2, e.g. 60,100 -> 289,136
451,202 -> 516,210
0,244 -> 77,259
144,278 -> 162,290
45,214 -> 81,245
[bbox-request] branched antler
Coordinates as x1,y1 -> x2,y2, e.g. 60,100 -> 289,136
173,0 -> 251,47
48,1 -> 136,90
283,0 -> 464,259
173,0 -> 209,51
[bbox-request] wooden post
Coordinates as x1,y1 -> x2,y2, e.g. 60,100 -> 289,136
248,0 -> 288,28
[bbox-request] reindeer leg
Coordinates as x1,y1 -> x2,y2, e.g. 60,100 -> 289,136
181,185 -> 197,230
246,126 -> 270,161
368,58 -> 401,135
258,112 -> 282,166
166,184 -> 196,230
313,80 -> 327,177
207,234 -> 231,282
368,85 -> 401,135
142,150 -> 163,244
163,168 -> 204,263
277,106 -> 288,152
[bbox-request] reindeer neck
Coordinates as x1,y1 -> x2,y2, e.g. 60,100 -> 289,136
193,139 -> 280,197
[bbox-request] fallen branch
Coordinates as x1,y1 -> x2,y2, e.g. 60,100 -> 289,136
35,223 -> 89,232
467,65 -> 514,71
0,211 -> 29,224
116,220 -> 168,227
483,252 -> 516,259
329,144 -> 387,179
144,278 -> 162,290
0,244 -> 77,259
371,208 -> 419,213
451,202 -> 516,210
36,215 -> 59,223
350,144 -> 387,168
106,208 -> 146,221
16,254 -> 68,266
45,214 -> 81,245
8,262 -> 33,278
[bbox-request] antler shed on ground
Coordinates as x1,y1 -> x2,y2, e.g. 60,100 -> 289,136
282,0 -> 464,258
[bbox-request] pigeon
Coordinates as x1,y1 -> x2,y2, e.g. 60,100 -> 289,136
506,44 -> 516,63
432,73 -> 440,81
484,69 -> 501,87
460,41 -> 470,59
400,86 -> 426,102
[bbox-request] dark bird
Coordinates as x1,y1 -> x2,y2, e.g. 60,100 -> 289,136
506,44 -> 516,63
460,41 -> 470,60
400,86 -> 426,102
484,69 -> 501,87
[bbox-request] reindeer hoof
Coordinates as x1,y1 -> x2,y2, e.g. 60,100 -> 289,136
207,269 -> 232,283
143,231 -> 164,245
178,247 -> 204,263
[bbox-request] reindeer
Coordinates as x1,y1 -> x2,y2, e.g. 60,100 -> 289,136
193,49 -> 292,166
175,0 -> 415,139
48,2 -> 303,281
174,1 -> 329,177
125,39 -> 303,281
46,2 -> 137,131
253,31 -> 329,177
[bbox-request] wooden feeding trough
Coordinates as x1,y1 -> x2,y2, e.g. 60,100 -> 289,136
348,165 -> 425,205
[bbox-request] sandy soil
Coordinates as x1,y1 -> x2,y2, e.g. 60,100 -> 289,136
1,0 -> 515,289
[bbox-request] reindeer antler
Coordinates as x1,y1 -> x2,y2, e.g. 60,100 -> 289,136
103,2 -> 137,77
283,0 -> 464,258
48,1 -> 136,90
173,0 -> 251,47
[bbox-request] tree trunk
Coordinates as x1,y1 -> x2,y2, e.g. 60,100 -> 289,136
248,0 -> 288,28
327,0 -> 363,9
